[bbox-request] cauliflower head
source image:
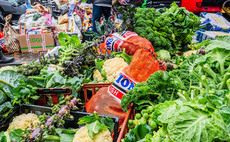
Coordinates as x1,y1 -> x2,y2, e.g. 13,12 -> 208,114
93,69 -> 104,82
93,57 -> 128,82
8,113 -> 40,131
72,126 -> 112,142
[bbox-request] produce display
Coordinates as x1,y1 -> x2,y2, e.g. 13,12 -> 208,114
121,36 -> 230,142
1,1 -> 230,142
0,98 -> 115,142
133,2 -> 200,54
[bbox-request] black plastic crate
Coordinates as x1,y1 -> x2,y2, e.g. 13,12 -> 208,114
146,0 -> 181,8
0,104 -> 119,142
0,105 -> 19,126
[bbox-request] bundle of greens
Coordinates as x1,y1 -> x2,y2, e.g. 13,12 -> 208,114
133,2 -> 200,54
58,32 -> 114,79
115,5 -> 136,32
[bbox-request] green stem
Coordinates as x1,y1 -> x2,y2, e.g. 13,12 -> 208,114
28,76 -> 45,80
190,86 -> 201,90
220,62 -> 225,77
227,79 -> 230,90
202,64 -> 218,83
219,73 -> 230,90
201,75 -> 210,93
43,135 -> 60,141
0,80 -> 13,88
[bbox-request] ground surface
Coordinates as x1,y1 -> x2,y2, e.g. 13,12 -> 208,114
0,52 -> 38,67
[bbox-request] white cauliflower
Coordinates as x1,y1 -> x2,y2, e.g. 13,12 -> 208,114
8,113 -> 40,131
93,57 -> 128,82
72,126 -> 112,142
93,69 -> 104,82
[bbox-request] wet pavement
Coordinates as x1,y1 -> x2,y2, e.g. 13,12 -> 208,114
0,52 -> 38,66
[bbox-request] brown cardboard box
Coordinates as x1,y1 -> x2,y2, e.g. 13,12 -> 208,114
18,33 -> 55,53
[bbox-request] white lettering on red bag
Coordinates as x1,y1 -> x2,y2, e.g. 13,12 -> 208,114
108,72 -> 137,102
121,31 -> 138,39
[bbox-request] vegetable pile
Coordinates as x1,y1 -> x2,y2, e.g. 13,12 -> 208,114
121,36 -> 230,142
0,97 -> 115,142
133,2 -> 200,54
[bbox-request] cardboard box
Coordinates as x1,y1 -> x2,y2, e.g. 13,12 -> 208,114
18,33 -> 55,53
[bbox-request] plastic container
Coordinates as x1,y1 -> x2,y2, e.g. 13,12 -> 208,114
0,105 -> 19,128
0,104 -> 120,142
35,87 -> 72,106
117,104 -> 134,142
83,83 -> 112,102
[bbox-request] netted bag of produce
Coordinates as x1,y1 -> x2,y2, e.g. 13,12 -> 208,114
104,31 -> 154,55
85,48 -> 165,123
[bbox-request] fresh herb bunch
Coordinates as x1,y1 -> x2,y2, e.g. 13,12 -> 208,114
83,17 -> 119,42
16,61 -> 43,76
38,52 -> 59,66
115,5 -> 136,32
62,40 -> 114,78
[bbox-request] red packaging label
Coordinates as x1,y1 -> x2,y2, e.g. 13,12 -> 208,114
108,72 -> 137,102
121,31 -> 138,39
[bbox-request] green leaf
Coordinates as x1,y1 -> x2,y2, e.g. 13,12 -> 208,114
78,112 -> 100,125
86,121 -> 107,140
30,95 -> 41,100
58,32 -> 70,46
19,88 -> 31,95
95,59 -> 105,73
9,129 -> 24,142
0,89 -> 7,105
124,124 -> 152,141
70,35 -> 80,46
55,129 -> 76,142
0,70 -> 26,101
0,131 -> 6,142
158,102 -> 230,142
0,101 -> 13,114
46,72 -> 66,88
99,117 -> 115,132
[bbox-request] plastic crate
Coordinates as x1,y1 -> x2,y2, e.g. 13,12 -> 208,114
35,87 -> 72,106
83,83 -> 112,102
0,104 -> 120,142
0,105 -> 19,128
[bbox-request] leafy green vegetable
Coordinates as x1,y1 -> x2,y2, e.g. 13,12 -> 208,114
133,2 -> 200,54
0,131 -> 6,142
78,112 -> 115,139
157,101 -> 230,142
156,50 -> 171,61
121,70 -> 186,112
113,49 -> 133,64
0,88 -> 7,105
55,129 -> 76,142
86,121 -> 108,139
9,129 -> 24,142
0,101 -> 13,114
123,124 -> 152,142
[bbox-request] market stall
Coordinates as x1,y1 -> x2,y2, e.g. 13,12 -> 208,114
0,0 -> 230,142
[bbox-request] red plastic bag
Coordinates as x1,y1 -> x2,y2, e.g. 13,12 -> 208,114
104,31 -> 154,55
85,46 -> 165,123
